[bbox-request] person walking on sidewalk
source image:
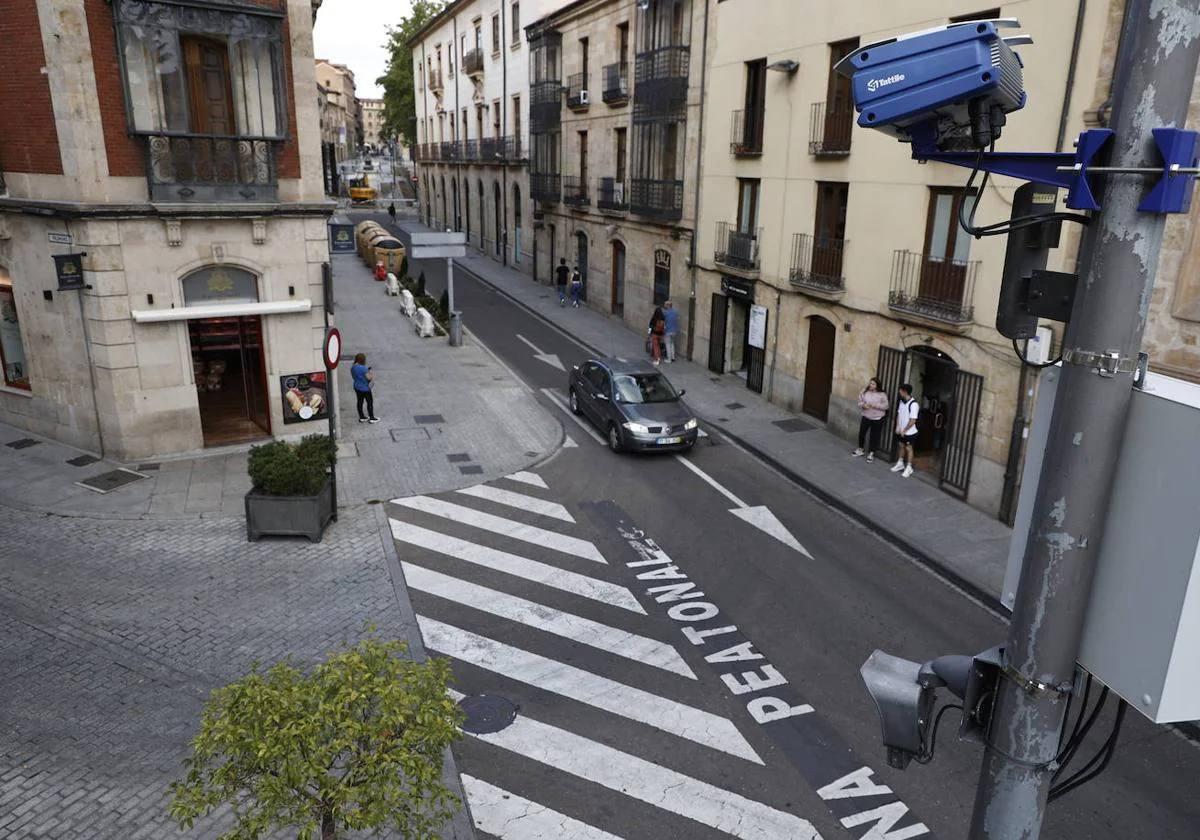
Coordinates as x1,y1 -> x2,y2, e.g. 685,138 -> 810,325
570,266 -> 583,308
891,383 -> 919,477
387,201 -> 396,224
555,258 -> 570,306
648,305 -> 666,365
852,377 -> 888,462
663,300 -> 680,362
351,353 -> 380,424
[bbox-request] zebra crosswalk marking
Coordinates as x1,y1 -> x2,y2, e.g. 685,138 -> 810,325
402,562 -> 695,678
505,470 -> 549,489
461,775 -> 626,840
389,519 -> 645,614
456,484 -> 575,523
392,495 -> 607,563
418,615 -> 761,763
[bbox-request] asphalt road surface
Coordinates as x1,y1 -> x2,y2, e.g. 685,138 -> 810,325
367,214 -> 1200,840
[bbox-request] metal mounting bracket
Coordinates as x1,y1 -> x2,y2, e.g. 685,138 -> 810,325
1062,348 -> 1140,377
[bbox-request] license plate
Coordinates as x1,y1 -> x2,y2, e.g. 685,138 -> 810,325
656,436 -> 682,445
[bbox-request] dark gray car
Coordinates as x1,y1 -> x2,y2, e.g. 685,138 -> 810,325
568,358 -> 699,453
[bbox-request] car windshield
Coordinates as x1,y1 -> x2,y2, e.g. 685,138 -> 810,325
613,373 -> 679,404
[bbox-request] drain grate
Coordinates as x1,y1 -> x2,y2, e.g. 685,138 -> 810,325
413,414 -> 446,425
6,438 -> 39,450
138,462 -> 161,471
773,418 -> 817,433
459,465 -> 484,475
76,468 -> 147,494
446,453 -> 472,463
724,402 -> 746,410
390,427 -> 431,442
66,454 -> 100,467
459,694 -> 518,734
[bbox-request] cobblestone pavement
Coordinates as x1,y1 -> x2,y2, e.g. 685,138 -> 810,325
0,505 -> 465,839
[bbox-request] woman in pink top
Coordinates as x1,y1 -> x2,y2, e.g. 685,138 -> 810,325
852,377 -> 889,463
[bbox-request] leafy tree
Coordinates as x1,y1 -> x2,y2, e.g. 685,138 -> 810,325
378,1 -> 447,147
169,638 -> 463,840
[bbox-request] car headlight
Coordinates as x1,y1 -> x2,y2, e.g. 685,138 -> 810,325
622,421 -> 650,434
684,418 -> 698,430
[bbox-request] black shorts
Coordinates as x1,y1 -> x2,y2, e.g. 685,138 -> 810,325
897,432 -> 918,445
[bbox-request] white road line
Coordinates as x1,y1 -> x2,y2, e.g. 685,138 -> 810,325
392,495 -> 606,564
389,520 -> 645,614
505,470 -> 549,489
673,454 -> 749,508
418,616 -> 760,763
516,333 -> 543,353
403,563 -> 694,679
456,484 -> 575,523
563,435 -> 579,448
448,696 -> 820,840
461,775 -> 625,840
541,388 -> 606,445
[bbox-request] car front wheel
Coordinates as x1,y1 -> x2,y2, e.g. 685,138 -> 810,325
608,424 -> 623,453
569,388 -> 581,415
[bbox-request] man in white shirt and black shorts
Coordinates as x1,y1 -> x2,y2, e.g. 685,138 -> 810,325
892,383 -> 919,478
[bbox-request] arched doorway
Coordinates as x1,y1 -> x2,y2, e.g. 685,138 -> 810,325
463,177 -> 471,241
802,315 -> 836,422
452,179 -> 460,231
477,179 -> 485,250
611,241 -> 625,316
512,183 -> 522,265
493,182 -> 502,257
575,231 -> 588,302
906,346 -> 959,473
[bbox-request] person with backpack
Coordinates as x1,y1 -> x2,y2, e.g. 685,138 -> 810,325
570,265 -> 583,308
648,305 -> 666,365
555,258 -> 570,306
892,383 -> 919,478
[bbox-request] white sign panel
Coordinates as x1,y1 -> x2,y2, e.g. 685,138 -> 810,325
410,245 -> 467,259
409,231 -> 468,246
748,305 -> 768,349
47,232 -> 73,245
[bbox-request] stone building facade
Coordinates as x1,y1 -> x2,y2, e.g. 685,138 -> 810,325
0,0 -> 333,461
315,59 -> 360,160
360,97 -> 386,149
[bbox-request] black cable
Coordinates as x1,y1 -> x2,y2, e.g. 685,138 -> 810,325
1048,700 -> 1127,802
1013,338 -> 1063,369
956,149 -> 1093,239
1059,674 -> 1093,759
1052,686 -> 1110,783
915,704 -> 963,765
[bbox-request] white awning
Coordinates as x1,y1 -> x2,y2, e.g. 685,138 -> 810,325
131,300 -> 312,323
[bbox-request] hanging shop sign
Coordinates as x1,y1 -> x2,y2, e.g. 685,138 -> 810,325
748,304 -> 769,349
721,276 -> 754,300
280,372 -> 329,424
655,249 -> 671,271
329,223 -> 355,253
52,253 -> 86,291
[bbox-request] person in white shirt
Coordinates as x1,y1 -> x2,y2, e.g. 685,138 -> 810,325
892,383 -> 919,478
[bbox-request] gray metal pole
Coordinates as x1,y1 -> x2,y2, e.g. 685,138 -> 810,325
968,4 -> 1200,837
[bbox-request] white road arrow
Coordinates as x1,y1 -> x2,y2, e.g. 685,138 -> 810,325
517,334 -> 565,371
674,455 -> 813,558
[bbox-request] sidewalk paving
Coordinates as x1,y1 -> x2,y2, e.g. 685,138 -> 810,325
431,224 -> 1016,607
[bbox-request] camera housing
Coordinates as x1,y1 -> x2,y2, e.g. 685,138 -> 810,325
835,19 -> 1029,150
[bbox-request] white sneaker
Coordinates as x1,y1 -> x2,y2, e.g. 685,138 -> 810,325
890,460 -> 905,473
866,453 -> 875,463
902,465 -> 914,478
852,448 -> 864,457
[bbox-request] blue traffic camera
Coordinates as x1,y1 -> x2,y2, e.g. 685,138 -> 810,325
835,19 -> 1029,150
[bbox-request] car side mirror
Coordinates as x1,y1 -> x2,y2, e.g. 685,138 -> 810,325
596,393 -> 609,402
678,389 -> 686,397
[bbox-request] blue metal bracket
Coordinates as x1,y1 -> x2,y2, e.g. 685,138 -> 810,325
908,124 -> 1200,214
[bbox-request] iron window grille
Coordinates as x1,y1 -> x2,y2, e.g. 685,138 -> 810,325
597,177 -> 628,211
602,63 -> 629,104
714,222 -> 762,271
563,176 -> 590,207
790,233 -> 847,293
809,101 -> 853,156
629,179 -> 683,220
730,108 -> 764,156
889,250 -> 979,325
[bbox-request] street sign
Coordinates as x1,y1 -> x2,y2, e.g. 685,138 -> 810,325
328,222 -> 355,253
47,232 -> 73,245
52,253 -> 85,290
748,304 -> 768,349
408,231 -> 468,246
323,327 -> 342,370
409,231 -> 468,260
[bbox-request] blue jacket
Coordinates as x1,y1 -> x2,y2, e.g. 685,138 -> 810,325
664,307 -> 680,335
351,363 -> 371,393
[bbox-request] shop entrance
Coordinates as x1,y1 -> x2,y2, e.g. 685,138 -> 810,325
727,298 -> 751,375
188,316 -> 271,446
906,346 -> 957,473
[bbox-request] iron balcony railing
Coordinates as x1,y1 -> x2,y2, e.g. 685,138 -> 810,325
481,135 -> 523,161
530,80 -> 563,132
144,134 -> 278,202
633,46 -> 689,121
464,48 -> 484,77
428,68 -> 444,92
602,62 -> 629,104
809,101 -> 853,156
441,140 -> 461,162
502,135 -> 524,160
629,178 -> 683,221
463,139 -> 480,161
790,233 -> 847,293
714,222 -> 762,271
563,175 -> 590,207
597,177 -> 628,211
531,173 -> 561,204
890,249 -> 979,325
730,108 -> 764,156
567,72 -> 590,109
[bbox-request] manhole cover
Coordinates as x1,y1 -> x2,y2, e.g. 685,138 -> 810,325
773,418 -> 817,434
459,694 -> 518,734
413,414 -> 446,425
390,427 -> 431,442
67,454 -> 100,467
76,468 -> 147,494
6,438 -> 39,450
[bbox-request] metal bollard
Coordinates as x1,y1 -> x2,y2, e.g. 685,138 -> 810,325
448,311 -> 463,347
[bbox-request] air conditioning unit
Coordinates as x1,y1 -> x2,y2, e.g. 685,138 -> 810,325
578,90 -> 590,106
612,182 -> 625,203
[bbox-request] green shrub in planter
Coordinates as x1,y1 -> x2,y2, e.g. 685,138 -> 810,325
248,435 -> 334,497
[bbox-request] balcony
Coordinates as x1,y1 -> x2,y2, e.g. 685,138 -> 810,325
809,101 -> 853,156
531,173 -> 561,204
567,73 -> 590,110
602,63 -> 629,105
597,177 -> 628,212
440,140 -> 461,162
530,80 -> 563,133
563,176 -> 590,207
714,222 -> 761,273
630,178 -> 683,221
428,68 -> 444,92
730,108 -> 764,156
144,134 -> 278,202
633,46 -> 689,121
789,233 -> 846,297
464,48 -> 484,78
889,250 -> 979,329
463,139 -> 480,161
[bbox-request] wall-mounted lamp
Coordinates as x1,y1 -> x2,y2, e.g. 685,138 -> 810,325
147,294 -> 154,305
767,59 -> 800,75
288,285 -> 295,297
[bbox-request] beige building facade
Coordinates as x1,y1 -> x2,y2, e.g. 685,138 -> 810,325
360,97 -> 386,149
0,0 -> 333,461
316,59 -> 361,158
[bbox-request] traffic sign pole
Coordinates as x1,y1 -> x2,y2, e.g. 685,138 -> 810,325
323,326 -> 341,523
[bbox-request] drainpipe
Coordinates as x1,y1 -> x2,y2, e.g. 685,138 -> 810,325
454,16 -> 461,232
766,286 -> 781,400
685,0 -> 711,362
501,1 -> 509,266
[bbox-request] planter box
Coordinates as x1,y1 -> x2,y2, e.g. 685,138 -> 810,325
245,477 -> 334,543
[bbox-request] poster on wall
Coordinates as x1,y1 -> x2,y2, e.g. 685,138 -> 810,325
748,304 -> 768,350
280,372 -> 329,424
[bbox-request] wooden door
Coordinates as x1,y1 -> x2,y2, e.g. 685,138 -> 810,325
743,59 -> 766,149
802,316 -> 836,421
920,188 -> 973,307
824,38 -> 858,150
183,36 -> 235,135
611,241 -> 625,316
239,317 -> 271,434
708,294 -> 728,374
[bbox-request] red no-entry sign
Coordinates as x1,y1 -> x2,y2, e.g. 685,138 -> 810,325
323,327 -> 342,370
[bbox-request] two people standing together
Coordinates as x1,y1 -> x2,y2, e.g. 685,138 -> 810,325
555,258 -> 584,308
852,378 -> 919,478
647,301 -> 679,365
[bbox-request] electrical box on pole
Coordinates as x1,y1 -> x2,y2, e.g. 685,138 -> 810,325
995,183 -> 1063,340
